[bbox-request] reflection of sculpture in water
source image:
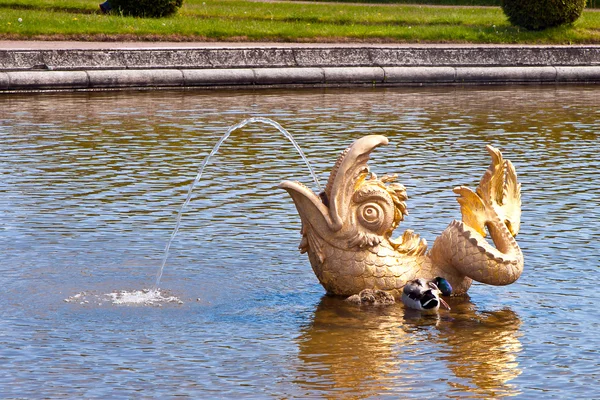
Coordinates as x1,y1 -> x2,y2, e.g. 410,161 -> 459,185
295,296 -> 417,398
295,296 -> 522,397
281,135 -> 523,298
434,300 -> 523,397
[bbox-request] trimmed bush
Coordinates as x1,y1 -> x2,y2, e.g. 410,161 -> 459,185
502,0 -> 586,30
110,0 -> 184,18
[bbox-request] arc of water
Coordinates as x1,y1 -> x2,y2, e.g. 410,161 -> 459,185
153,117 -> 322,290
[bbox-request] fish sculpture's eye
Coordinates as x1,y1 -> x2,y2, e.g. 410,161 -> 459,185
358,203 -> 383,228
356,199 -> 395,235
353,186 -> 396,235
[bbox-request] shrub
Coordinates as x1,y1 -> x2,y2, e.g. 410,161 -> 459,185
110,0 -> 184,18
502,0 -> 586,30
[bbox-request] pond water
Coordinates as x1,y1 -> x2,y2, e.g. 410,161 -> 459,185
1,86 -> 598,398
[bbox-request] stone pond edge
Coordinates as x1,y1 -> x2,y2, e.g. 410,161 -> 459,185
1,45 -> 600,91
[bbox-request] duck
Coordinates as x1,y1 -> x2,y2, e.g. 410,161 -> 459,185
401,277 -> 452,311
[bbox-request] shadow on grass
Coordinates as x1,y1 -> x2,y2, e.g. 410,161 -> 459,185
0,2 -> 98,15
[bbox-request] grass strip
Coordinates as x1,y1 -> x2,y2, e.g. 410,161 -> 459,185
0,0 -> 599,43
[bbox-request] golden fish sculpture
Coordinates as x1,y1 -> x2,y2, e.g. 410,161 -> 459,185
279,135 -> 523,297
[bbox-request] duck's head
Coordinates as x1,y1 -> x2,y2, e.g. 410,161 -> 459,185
432,277 -> 453,297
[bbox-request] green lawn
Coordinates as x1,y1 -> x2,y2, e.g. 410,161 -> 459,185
1,0 -> 599,43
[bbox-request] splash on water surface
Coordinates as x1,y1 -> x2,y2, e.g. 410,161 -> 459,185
64,289 -> 183,306
107,289 -> 183,305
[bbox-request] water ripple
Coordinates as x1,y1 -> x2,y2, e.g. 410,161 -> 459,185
1,86 -> 599,398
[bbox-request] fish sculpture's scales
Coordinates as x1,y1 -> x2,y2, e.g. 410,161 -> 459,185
279,135 -> 523,297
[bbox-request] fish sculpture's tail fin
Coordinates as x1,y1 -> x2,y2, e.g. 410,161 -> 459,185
430,145 -> 524,288
454,145 -> 521,238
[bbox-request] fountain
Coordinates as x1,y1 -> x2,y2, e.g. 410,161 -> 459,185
64,117 -> 321,306
64,118 -> 522,305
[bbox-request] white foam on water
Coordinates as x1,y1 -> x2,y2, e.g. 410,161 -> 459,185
107,289 -> 182,305
64,289 -> 183,306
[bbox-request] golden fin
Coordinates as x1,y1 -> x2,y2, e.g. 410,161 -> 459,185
453,186 -> 487,237
391,229 -> 428,256
477,145 -> 506,206
457,145 -> 521,238
501,160 -> 522,236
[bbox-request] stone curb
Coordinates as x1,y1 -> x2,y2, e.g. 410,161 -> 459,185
2,45 -> 600,91
2,66 -> 600,91
87,69 -> 184,88
3,46 -> 600,71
